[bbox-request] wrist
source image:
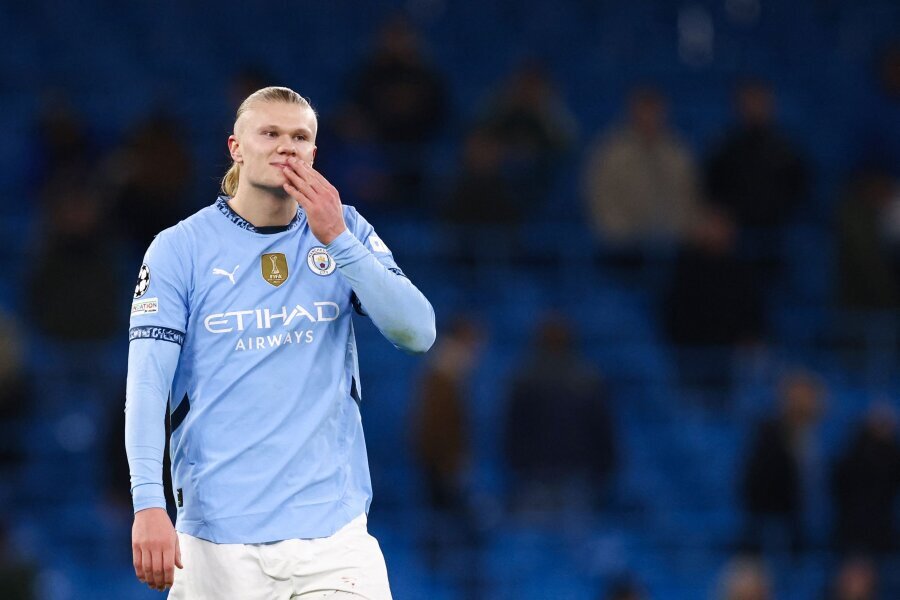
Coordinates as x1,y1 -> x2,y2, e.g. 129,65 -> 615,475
321,226 -> 348,245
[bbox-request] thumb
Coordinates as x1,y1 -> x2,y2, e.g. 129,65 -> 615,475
175,535 -> 184,569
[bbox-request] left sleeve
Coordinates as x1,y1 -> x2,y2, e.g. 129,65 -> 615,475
326,208 -> 436,353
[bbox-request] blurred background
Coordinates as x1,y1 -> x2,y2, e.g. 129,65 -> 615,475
1,0 -> 900,598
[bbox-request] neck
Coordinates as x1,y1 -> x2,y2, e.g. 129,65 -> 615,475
228,184 -> 297,227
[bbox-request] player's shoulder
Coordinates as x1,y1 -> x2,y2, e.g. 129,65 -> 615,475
147,203 -> 217,259
341,204 -> 362,225
341,204 -> 377,237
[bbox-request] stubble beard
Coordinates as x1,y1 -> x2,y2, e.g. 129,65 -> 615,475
249,177 -> 292,202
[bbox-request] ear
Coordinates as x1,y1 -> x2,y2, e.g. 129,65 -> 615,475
311,146 -> 317,166
228,135 -> 243,164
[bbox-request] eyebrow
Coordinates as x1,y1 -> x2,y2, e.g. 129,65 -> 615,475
258,124 -> 313,136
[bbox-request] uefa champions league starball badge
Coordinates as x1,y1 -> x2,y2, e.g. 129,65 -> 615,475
134,264 -> 151,298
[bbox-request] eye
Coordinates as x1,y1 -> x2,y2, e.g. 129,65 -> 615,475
263,131 -> 277,138
293,135 -> 307,142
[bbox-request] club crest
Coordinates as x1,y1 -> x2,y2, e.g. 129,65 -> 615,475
261,253 -> 289,287
307,247 -> 336,276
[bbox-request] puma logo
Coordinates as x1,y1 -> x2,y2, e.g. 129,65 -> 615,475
212,265 -> 239,285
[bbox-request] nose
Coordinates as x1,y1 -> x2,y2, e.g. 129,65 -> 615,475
277,138 -> 297,156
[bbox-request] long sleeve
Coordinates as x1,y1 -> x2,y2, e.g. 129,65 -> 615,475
326,228 -> 435,353
124,338 -> 181,512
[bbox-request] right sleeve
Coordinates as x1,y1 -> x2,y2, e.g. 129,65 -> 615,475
125,230 -> 191,513
125,339 -> 181,512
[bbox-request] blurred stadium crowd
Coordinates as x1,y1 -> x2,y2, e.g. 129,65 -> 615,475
2,0 -> 900,598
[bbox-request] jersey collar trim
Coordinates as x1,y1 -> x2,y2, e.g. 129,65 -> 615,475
215,195 -> 302,234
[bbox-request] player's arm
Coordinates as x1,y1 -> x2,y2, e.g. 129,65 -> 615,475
125,230 -> 191,591
126,339 -> 183,591
327,228 -> 436,353
282,158 -> 436,353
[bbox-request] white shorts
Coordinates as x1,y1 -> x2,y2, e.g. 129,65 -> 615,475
168,513 -> 392,600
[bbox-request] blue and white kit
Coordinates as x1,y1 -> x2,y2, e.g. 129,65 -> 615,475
125,196 -> 435,544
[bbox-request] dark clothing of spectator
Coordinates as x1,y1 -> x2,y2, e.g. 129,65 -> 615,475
107,113 -> 193,257
478,64 -> 577,213
414,367 -> 469,510
351,55 -> 446,146
743,419 -> 801,515
740,417 -> 807,553
444,169 -> 519,228
505,345 -> 616,510
27,234 -> 120,341
836,171 -> 900,310
27,179 -> 121,341
411,320 -> 481,512
832,425 -> 900,555
442,129 -> 522,264
706,124 -> 807,229
348,54 -> 445,209
663,246 -> 766,347
0,375 -> 31,470
348,18 -> 447,210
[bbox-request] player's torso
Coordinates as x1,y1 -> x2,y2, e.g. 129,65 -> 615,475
180,212 -> 354,372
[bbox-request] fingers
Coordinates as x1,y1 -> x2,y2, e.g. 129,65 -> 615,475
142,548 -> 154,589
282,167 -> 316,208
282,165 -> 314,197
134,543 -> 175,590
133,544 -> 143,582
152,547 -> 166,591
162,547 -> 175,589
298,160 -> 334,192
285,159 -> 321,194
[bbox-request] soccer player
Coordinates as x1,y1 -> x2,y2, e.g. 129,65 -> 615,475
125,86 -> 436,599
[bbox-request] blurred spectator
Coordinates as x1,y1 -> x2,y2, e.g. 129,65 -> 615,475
856,42 -> 900,178
23,92 -> 97,198
739,370 -> 825,555
0,520 -> 35,600
602,574 -> 646,600
347,14 -> 447,209
663,208 -> 766,350
715,557 -> 772,600
411,317 -> 483,512
26,171 -> 120,342
831,403 -> 900,556
441,127 -> 520,264
705,79 -> 808,230
0,311 -> 29,470
583,86 -> 701,254
227,65 -> 277,115
314,104 -> 391,214
477,61 -> 578,213
105,112 -> 194,257
410,317 -> 483,582
504,313 -> 616,513
836,169 -> 900,310
825,556 -> 878,600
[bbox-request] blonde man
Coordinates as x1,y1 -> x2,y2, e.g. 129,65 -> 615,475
126,87 -> 435,598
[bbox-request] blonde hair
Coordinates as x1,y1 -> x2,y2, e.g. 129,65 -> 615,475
221,86 -> 315,197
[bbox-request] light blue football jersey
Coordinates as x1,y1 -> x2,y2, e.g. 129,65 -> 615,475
125,196 -> 435,544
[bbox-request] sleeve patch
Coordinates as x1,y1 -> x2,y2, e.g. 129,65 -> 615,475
133,264 -> 151,298
131,297 -> 159,316
129,326 -> 185,346
368,234 -> 389,253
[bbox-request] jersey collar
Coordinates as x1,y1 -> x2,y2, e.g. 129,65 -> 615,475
215,195 -> 303,234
